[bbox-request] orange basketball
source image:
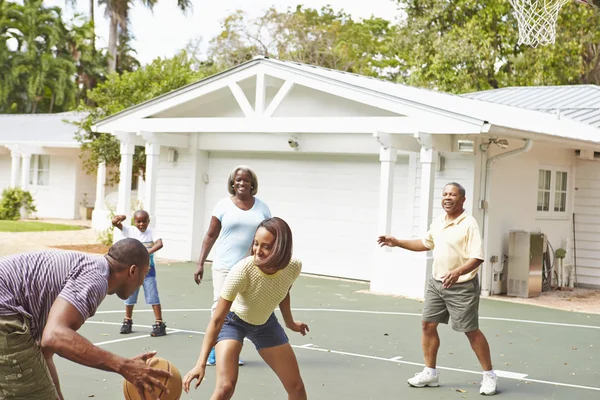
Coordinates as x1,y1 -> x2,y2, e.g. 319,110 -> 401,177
123,357 -> 182,400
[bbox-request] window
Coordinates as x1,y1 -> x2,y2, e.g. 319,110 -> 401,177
29,155 -> 50,186
536,167 -> 568,218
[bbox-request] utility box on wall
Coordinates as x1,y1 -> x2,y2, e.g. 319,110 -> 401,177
507,231 -> 544,298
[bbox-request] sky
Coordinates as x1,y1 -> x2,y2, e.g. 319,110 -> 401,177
43,0 -> 401,65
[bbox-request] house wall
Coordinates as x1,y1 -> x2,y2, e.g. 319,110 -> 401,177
483,142 -> 578,293
573,159 -> 600,287
29,154 -> 78,219
273,84 -> 400,118
153,143 -> 198,260
0,152 -> 12,191
75,157 -> 98,217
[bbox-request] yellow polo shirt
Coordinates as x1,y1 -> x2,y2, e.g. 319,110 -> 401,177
220,257 -> 302,325
422,211 -> 484,283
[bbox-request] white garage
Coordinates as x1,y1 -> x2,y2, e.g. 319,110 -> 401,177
92,56 -> 505,296
203,152 -> 413,280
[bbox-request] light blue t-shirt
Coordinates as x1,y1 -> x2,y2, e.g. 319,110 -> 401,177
211,197 -> 271,270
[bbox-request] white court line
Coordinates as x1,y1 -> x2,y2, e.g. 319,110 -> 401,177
94,334 -> 150,346
86,321 -> 600,393
389,356 -> 403,361
93,308 -> 600,330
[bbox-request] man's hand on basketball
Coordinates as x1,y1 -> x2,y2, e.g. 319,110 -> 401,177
194,263 -> 204,285
441,269 -> 462,289
287,321 -> 309,336
377,235 -> 397,248
183,365 -> 206,393
123,351 -> 172,400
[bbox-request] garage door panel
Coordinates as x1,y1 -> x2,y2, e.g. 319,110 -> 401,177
204,152 -> 410,281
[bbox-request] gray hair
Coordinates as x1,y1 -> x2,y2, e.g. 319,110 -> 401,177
445,182 -> 466,197
227,165 -> 259,196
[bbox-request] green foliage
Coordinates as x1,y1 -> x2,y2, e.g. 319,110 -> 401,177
209,6 -> 401,78
393,0 -> 600,93
0,188 -> 37,220
0,0 -> 86,112
72,51 -> 218,182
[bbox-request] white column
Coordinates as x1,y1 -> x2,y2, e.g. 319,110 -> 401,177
20,154 -> 31,191
377,147 -> 397,251
144,142 -> 160,227
419,147 -> 438,236
116,142 -> 135,216
10,150 -> 21,188
94,162 -> 106,210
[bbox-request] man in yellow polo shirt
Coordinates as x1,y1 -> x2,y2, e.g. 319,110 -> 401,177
377,182 -> 497,396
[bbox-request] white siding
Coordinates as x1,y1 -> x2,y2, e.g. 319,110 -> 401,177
0,154 -> 11,192
273,84 -> 401,118
29,154 -> 77,219
75,157 -> 98,214
574,159 -> 600,286
153,145 -> 198,260
204,152 -> 413,281
485,143 -> 578,292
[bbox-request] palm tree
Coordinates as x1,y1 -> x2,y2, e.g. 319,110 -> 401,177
98,0 -> 192,73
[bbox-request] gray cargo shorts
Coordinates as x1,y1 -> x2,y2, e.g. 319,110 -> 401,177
422,275 -> 480,333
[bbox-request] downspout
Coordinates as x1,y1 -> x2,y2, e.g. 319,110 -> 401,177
480,139 -> 533,296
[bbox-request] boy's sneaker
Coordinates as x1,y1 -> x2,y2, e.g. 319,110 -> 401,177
408,368 -> 439,388
120,319 -> 133,334
480,374 -> 498,395
207,348 -> 216,366
150,321 -> 167,337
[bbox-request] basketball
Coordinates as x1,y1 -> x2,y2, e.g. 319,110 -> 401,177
123,357 -> 182,400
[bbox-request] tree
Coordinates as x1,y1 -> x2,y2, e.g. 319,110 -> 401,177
393,0 -> 600,93
0,0 -> 79,113
209,6 -> 401,79
72,51 -> 217,182
98,0 -> 192,73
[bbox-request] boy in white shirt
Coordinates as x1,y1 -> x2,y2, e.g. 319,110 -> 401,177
112,210 -> 166,337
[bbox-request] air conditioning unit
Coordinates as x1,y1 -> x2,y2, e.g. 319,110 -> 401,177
575,149 -> 600,161
507,231 -> 544,298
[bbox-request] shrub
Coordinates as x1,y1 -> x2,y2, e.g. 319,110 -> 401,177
0,188 -> 37,220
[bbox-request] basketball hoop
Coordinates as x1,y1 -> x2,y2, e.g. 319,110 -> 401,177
509,0 -> 598,47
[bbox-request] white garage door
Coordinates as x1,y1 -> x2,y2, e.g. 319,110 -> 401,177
204,152 -> 410,281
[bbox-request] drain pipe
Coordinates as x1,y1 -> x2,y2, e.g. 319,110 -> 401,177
480,139 -> 533,296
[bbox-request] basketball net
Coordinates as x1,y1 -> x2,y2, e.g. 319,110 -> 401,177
509,0 -> 571,47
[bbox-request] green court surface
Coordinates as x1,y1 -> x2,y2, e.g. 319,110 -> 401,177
58,263 -> 600,399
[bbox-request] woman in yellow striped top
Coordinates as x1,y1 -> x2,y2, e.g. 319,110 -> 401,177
183,217 -> 309,400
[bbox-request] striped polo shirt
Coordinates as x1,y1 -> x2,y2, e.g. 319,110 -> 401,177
0,251 -> 110,341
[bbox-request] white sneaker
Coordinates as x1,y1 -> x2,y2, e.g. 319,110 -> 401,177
407,369 -> 439,388
480,374 -> 498,395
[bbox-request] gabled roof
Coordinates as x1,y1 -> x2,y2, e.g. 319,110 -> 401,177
94,57 -> 600,144
462,85 -> 600,128
0,112 -> 85,147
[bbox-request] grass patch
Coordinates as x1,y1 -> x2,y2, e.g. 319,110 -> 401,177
0,220 -> 86,232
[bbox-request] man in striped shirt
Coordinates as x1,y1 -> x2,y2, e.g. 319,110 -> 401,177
0,238 -> 172,400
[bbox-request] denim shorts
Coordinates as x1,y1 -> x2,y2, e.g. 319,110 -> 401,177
217,312 -> 289,350
124,274 -> 160,305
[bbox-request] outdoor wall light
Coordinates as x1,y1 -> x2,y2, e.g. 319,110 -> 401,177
480,138 -> 509,151
167,147 -> 179,163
